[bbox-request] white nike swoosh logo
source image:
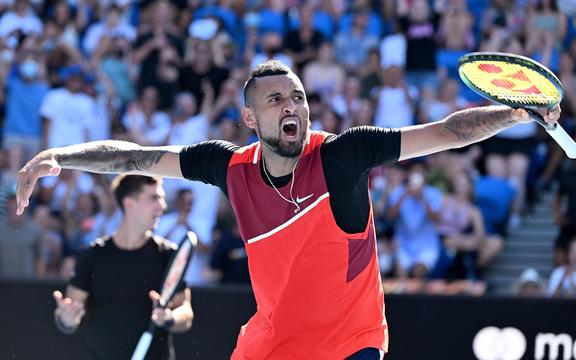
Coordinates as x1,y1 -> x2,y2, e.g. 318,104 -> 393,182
295,194 -> 314,204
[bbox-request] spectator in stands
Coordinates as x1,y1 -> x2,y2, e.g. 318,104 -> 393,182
302,41 -> 345,102
331,75 -> 362,129
0,0 -> 42,38
250,31 -> 294,70
1,36 -> 49,160
179,40 -> 229,109
43,0 -> 83,51
82,3 -> 136,57
547,238 -> 576,298
209,201 -> 250,284
418,77 -> 468,124
133,0 -> 184,97
32,204 -> 64,278
283,3 -> 324,71
552,160 -> 576,266
0,191 -> 43,278
388,162 -> 443,279
515,268 -> 544,297
156,188 -> 214,285
375,65 -> 416,129
524,0 -> 567,58
83,185 -> 122,249
40,64 -> 94,149
397,0 -> 440,96
122,86 -> 171,146
474,158 -> 516,268
436,0 -> 476,51
333,6 -> 379,71
358,48 -> 382,99
437,171 -> 486,280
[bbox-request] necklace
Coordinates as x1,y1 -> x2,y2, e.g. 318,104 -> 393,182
262,156 -> 301,213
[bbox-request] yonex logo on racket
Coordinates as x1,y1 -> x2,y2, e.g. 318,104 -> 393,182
476,63 -> 543,95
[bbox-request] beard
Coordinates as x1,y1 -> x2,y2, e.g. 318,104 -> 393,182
257,122 -> 307,158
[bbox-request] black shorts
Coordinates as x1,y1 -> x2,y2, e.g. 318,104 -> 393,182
483,136 -> 535,157
347,348 -> 382,360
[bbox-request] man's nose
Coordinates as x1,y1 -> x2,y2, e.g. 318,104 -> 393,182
283,98 -> 296,113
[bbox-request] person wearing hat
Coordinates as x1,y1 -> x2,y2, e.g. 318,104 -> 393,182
515,268 -> 544,297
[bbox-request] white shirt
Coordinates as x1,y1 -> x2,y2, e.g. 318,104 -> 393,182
82,21 -> 136,55
40,88 -> 94,148
0,10 -> 42,37
169,114 -> 209,146
375,86 -> 417,128
122,110 -> 171,146
547,266 -> 576,297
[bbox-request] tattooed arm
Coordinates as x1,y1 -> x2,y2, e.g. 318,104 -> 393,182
398,105 -> 561,161
16,141 -> 183,214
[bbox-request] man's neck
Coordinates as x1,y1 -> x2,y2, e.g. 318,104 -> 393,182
114,222 -> 150,250
261,147 -> 299,177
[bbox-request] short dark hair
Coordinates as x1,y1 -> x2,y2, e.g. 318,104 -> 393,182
111,175 -> 162,211
243,60 -> 292,106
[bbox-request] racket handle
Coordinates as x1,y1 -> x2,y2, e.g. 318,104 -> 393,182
526,109 -> 576,159
131,330 -> 154,360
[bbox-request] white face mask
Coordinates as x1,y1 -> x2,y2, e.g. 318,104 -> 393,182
19,59 -> 39,79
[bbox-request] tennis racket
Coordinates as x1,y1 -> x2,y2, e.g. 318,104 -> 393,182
458,52 -> 576,159
130,232 -> 197,360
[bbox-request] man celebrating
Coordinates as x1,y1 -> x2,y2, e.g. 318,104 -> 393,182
19,61 -> 560,359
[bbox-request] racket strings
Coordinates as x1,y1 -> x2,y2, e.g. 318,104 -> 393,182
460,61 -> 561,106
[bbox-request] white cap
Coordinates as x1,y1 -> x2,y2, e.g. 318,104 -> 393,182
188,18 -> 218,41
517,268 -> 542,285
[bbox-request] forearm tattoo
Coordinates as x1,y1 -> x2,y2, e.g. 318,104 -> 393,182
443,107 -> 518,142
54,141 -> 169,173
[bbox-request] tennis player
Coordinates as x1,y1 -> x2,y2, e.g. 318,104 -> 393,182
19,61 -> 559,359
52,175 -> 192,360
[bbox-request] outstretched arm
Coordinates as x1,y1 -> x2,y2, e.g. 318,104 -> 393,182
17,140 -> 184,214
399,106 -> 560,161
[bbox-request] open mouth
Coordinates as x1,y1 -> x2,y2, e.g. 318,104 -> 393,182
282,123 -> 298,137
281,117 -> 299,138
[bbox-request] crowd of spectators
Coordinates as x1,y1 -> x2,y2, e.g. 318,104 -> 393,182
1,0 -> 576,297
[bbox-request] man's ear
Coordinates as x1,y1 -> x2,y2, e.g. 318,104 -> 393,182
242,107 -> 256,129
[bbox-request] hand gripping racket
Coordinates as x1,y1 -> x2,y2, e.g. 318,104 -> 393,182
458,52 -> 576,159
130,232 -> 197,360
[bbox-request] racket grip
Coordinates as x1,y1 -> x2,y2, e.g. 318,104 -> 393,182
526,109 -> 576,159
131,331 -> 154,360
545,123 -> 576,159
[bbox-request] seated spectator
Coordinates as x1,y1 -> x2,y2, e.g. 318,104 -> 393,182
474,160 -> 516,268
515,268 -> 544,297
552,160 -> 576,266
437,172 -> 486,280
358,48 -> 382,99
547,238 -> 576,298
83,186 -> 122,248
388,162 -> 443,279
